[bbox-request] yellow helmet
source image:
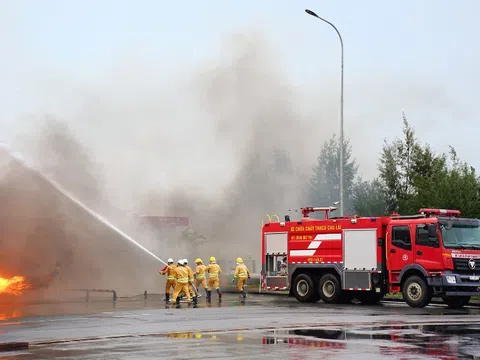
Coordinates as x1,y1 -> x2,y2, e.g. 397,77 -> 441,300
195,258 -> 203,264
236,257 -> 243,263
209,256 -> 216,262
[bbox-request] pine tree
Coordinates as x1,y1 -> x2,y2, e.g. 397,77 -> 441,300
308,134 -> 358,217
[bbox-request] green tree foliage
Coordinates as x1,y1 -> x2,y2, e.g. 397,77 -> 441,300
378,112 -> 422,213
308,134 -> 358,217
378,113 -> 480,217
351,178 -> 388,216
308,113 -> 480,219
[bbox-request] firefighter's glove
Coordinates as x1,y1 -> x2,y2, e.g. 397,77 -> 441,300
248,276 -> 251,279
231,279 -> 235,283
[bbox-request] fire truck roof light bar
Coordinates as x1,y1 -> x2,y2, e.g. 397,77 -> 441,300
419,208 -> 461,217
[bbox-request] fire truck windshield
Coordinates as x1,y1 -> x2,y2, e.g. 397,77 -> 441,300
440,219 -> 480,249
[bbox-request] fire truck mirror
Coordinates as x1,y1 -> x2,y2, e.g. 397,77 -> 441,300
427,224 -> 438,238
285,215 -> 290,222
445,220 -> 453,230
427,224 -> 439,247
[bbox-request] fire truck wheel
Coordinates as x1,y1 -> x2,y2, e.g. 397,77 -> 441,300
402,275 -> 431,308
441,296 -> 470,309
319,273 -> 341,304
292,273 -> 318,303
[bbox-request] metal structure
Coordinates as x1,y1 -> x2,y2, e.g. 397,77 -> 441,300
305,9 -> 345,216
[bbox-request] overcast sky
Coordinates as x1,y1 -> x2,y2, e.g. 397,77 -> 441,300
1,1 -> 479,197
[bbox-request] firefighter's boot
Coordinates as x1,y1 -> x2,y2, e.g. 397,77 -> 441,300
165,293 -> 170,303
217,289 -> 222,300
241,290 -> 246,299
206,290 -> 212,302
176,296 -> 181,305
193,295 -> 198,305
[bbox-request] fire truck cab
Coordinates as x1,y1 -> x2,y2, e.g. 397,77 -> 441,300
261,206 -> 480,308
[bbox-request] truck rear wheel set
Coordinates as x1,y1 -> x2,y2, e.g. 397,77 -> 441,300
292,272 -> 375,305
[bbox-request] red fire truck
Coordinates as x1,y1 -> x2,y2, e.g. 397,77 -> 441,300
261,206 -> 480,308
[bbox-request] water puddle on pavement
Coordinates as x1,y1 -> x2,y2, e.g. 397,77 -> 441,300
262,323 -> 480,359
4,323 -> 480,359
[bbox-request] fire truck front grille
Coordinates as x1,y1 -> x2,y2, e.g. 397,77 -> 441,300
453,258 -> 480,272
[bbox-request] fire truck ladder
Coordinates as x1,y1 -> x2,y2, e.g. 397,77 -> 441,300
262,213 -> 280,225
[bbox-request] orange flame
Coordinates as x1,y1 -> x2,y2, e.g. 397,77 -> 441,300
0,275 -> 31,296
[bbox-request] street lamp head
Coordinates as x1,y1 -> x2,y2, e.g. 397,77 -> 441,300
305,9 -> 319,18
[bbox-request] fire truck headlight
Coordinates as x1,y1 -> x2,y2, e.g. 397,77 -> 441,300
446,275 -> 457,284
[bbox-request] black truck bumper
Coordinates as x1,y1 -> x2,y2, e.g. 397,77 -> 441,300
427,272 -> 480,297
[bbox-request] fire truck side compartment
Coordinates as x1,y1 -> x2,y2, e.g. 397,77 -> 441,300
264,232 -> 289,288
343,271 -> 372,290
265,232 -> 288,254
342,229 -> 378,290
343,229 -> 378,271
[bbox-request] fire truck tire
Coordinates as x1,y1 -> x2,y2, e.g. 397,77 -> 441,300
319,273 -> 341,304
292,273 -> 318,303
402,275 -> 431,308
441,296 -> 470,309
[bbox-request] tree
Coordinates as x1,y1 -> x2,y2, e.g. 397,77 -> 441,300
308,134 -> 358,217
379,112 -> 480,217
435,148 -> 480,217
351,178 -> 388,216
378,112 -> 421,213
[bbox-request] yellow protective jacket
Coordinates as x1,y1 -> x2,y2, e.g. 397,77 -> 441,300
160,264 -> 177,280
185,265 -> 194,283
195,264 -> 206,280
206,263 -> 221,277
174,266 -> 190,284
234,263 -> 250,279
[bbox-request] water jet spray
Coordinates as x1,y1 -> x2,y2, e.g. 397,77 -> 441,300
0,143 -> 173,269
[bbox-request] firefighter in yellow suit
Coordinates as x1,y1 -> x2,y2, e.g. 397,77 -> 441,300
205,256 -> 222,302
232,257 -> 250,299
171,259 -> 191,305
183,258 -> 197,304
194,258 -> 208,297
159,258 -> 176,303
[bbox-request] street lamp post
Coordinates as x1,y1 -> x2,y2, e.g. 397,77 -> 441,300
305,9 -> 344,216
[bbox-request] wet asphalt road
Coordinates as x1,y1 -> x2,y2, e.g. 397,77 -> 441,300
1,294 -> 480,359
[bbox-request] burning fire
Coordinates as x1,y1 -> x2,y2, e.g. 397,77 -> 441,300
0,275 -> 31,296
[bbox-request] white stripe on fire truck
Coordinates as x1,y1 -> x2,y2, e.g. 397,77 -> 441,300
266,287 -> 288,290
313,233 -> 342,241
307,240 -> 322,249
289,234 -> 341,257
347,288 -> 370,291
289,250 -> 316,256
